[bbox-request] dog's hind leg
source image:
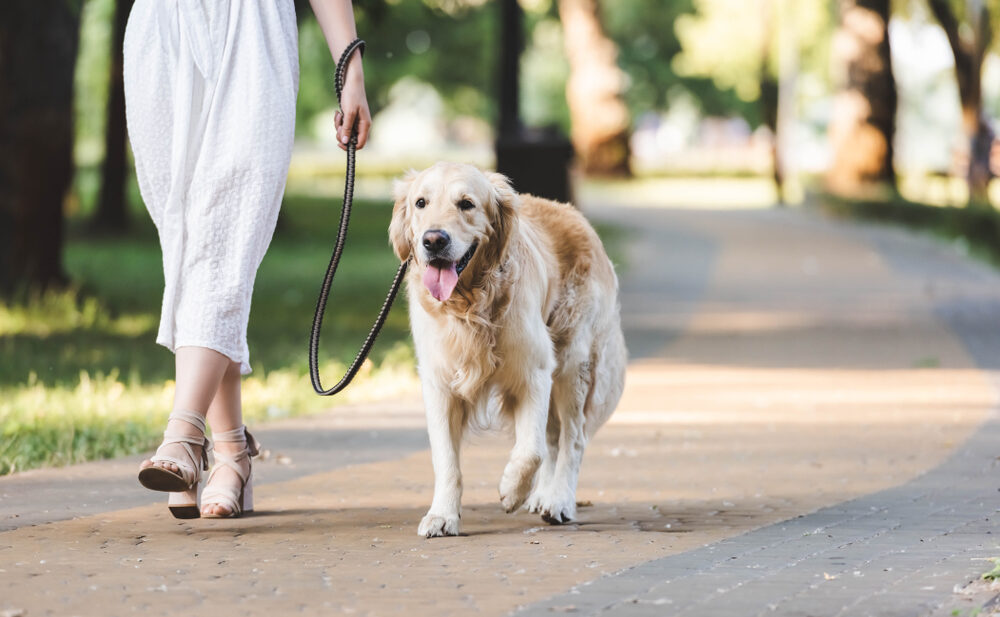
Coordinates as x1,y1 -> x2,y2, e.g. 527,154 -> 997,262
418,383 -> 466,538
498,371 -> 550,513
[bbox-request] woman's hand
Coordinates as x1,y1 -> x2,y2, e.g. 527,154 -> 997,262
335,50 -> 371,150
307,0 -> 372,150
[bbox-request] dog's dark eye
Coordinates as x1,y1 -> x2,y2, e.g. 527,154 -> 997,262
458,199 -> 475,211
415,198 -> 426,209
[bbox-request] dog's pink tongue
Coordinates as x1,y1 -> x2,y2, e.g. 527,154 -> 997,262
423,262 -> 459,302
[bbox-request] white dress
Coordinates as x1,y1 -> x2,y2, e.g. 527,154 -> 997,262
123,0 -> 299,374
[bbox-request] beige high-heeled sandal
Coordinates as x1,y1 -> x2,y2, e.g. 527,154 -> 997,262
137,409 -> 211,519
201,426 -> 260,518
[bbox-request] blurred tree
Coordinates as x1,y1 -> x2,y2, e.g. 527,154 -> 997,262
520,9 -> 571,133
288,0 -> 771,171
674,0 -> 833,107
927,0 -> 995,205
93,0 -> 134,232
827,0 -> 898,196
760,0 -> 783,201
0,0 -> 82,291
607,0 -> 757,123
674,0 -> 832,186
557,0 -> 631,176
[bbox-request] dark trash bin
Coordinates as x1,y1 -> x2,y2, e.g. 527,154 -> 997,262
495,127 -> 575,204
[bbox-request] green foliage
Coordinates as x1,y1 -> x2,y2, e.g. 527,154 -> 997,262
297,0 -> 784,132
0,354 -> 417,475
521,11 -> 571,132
817,192 -> 1000,269
0,193 -> 416,474
604,0 -> 746,119
296,0 -> 497,135
982,557 -> 1000,581
6,195 -> 411,388
669,0 -> 834,124
74,0 -> 114,163
72,0 -> 786,149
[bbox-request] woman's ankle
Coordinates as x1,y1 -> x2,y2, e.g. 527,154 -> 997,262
212,440 -> 246,457
166,416 -> 205,439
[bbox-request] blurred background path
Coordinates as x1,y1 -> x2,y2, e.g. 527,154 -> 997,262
4,198 -> 1000,616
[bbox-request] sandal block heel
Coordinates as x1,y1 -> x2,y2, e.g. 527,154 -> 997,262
168,485 -> 201,520
241,474 -> 254,514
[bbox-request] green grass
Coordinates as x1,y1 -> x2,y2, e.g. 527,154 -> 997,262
982,557 -> 1000,581
1,188 -> 626,475
815,192 -> 1000,269
0,194 -> 416,475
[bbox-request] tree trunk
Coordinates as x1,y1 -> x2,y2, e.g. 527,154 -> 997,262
760,0 -> 783,203
94,0 -> 135,232
0,1 -> 82,292
826,0 -> 897,197
776,3 -> 800,206
557,0 -> 631,177
928,0 -> 993,206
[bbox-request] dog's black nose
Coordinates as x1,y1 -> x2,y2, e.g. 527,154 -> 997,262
422,229 -> 451,254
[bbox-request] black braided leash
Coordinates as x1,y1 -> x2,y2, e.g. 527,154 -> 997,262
309,38 -> 409,396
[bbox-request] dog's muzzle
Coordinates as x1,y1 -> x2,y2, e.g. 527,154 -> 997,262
422,242 -> 478,302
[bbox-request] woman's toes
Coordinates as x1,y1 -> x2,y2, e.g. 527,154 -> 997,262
202,503 -> 232,517
139,459 -> 180,473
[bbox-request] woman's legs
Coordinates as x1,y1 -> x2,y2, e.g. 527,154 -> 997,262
140,346 -> 230,475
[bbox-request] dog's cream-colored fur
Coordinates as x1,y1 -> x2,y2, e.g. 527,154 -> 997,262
389,162 -> 627,537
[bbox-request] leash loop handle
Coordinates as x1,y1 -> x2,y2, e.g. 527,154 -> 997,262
309,38 -> 409,396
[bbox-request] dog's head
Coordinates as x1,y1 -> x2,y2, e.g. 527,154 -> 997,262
389,162 -> 516,302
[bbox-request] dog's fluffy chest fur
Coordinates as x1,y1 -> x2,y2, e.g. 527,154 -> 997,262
409,235 -> 557,403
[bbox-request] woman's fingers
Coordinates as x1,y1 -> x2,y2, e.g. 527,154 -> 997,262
334,110 -> 346,151
334,105 -> 371,150
355,112 -> 371,149
339,107 -> 357,147
335,77 -> 371,150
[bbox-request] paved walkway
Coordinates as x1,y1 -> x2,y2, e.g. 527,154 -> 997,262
3,202 -> 1000,616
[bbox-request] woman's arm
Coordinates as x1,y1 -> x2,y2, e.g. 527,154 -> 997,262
308,0 -> 371,150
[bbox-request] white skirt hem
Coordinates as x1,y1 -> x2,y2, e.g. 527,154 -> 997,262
158,336 -> 253,376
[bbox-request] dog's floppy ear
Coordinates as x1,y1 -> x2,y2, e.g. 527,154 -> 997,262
388,169 -> 418,262
487,172 -> 516,210
485,171 -> 517,259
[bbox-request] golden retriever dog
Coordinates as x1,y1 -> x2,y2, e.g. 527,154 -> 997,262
389,162 -> 627,537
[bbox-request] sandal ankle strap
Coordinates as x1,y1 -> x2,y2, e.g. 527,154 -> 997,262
211,425 -> 260,458
167,409 -> 207,433
156,409 -> 211,472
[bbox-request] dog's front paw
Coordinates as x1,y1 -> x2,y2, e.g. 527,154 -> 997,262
524,487 -> 547,513
498,456 -> 540,513
534,490 -> 577,525
418,512 -> 461,537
